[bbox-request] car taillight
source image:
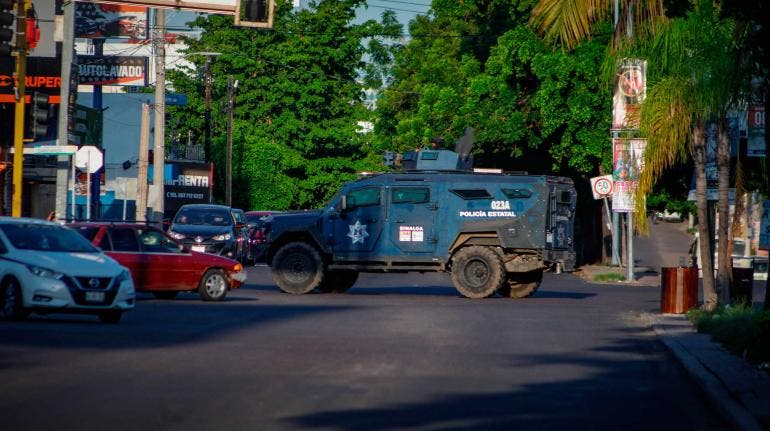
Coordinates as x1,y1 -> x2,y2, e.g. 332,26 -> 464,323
253,230 -> 266,244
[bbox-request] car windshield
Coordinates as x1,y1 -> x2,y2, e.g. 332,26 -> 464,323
174,208 -> 233,226
0,223 -> 99,253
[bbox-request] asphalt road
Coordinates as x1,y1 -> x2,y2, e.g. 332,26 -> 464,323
0,266 -> 727,431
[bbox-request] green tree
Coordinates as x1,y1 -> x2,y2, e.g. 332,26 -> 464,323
375,1 -> 610,174
167,0 -> 402,210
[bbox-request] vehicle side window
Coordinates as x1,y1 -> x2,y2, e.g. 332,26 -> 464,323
137,229 -> 180,253
97,231 -> 111,251
110,228 -> 139,252
392,187 -> 429,204
0,238 -> 6,254
346,187 -> 380,209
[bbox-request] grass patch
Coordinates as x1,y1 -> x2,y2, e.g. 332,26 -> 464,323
593,273 -> 626,282
687,304 -> 770,366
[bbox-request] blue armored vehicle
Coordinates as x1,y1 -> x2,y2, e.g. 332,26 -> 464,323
265,147 -> 576,299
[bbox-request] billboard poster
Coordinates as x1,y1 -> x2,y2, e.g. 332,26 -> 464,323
0,57 -> 61,104
748,104 -> 766,157
611,59 -> 647,131
163,161 -> 214,215
75,2 -> 148,39
78,56 -> 149,86
611,138 -> 646,213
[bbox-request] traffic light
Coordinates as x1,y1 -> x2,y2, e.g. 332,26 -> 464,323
30,92 -> 50,139
234,0 -> 274,29
0,0 -> 14,57
25,4 -> 38,50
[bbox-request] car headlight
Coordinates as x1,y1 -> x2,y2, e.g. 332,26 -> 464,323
168,231 -> 186,240
27,265 -> 64,280
212,233 -> 231,241
115,269 -> 132,284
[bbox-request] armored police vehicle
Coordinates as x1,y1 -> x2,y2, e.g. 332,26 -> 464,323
265,147 -> 576,299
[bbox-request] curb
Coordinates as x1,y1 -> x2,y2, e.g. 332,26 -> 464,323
647,313 -> 770,431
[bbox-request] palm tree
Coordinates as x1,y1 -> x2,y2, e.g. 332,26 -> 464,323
632,3 -> 738,310
531,0 -> 741,310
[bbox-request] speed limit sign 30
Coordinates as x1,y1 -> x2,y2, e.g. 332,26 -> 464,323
590,175 -> 614,200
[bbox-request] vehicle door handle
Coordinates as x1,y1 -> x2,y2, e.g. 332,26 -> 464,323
396,220 -> 404,223
367,218 -> 378,223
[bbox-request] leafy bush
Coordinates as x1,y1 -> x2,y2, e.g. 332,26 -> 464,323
688,305 -> 770,365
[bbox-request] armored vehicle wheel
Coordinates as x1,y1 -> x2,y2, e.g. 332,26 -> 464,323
317,270 -> 359,293
272,242 -> 325,294
499,270 -> 543,298
451,246 -> 505,298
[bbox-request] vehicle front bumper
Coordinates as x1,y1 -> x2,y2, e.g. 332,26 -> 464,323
21,273 -> 135,311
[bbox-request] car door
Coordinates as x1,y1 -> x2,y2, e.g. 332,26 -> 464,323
136,228 -> 194,290
389,186 -> 436,254
332,186 -> 384,257
106,227 -> 150,289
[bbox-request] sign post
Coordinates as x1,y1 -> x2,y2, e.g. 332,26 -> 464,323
75,146 -> 103,220
591,175 -> 622,267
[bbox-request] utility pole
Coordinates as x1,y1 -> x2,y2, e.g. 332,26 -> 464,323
151,8 -> 166,223
56,0 -> 75,220
91,38 -> 103,219
226,75 -> 233,206
11,0 -> 28,217
136,103 -> 150,222
204,55 -> 212,162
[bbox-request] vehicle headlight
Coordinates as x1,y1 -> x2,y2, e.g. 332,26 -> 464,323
212,233 -> 231,241
168,231 -> 186,240
27,265 -> 64,280
115,269 -> 132,284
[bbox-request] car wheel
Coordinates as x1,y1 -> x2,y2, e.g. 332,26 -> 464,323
498,270 -> 543,298
198,269 -> 229,301
271,241 -> 325,294
152,291 -> 179,300
317,270 -> 359,293
451,246 -> 505,299
0,277 -> 29,321
98,311 -> 122,324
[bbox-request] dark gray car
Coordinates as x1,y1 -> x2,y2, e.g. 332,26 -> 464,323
167,204 -> 247,263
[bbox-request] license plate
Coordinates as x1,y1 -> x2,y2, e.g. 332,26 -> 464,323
85,291 -> 105,302
192,245 -> 206,253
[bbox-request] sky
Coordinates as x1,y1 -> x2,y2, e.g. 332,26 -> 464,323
165,0 -> 432,34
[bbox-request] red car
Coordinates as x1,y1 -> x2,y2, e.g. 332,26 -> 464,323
70,222 -> 247,301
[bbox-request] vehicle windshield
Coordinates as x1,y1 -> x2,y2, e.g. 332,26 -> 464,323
173,208 -> 233,226
0,223 -> 99,253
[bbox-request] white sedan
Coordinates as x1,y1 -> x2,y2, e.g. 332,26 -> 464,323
0,217 -> 135,323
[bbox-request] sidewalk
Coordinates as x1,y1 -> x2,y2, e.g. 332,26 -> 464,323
649,314 -> 770,430
577,221 -> 770,430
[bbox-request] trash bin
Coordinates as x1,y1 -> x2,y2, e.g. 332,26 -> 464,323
661,266 -> 698,314
731,257 -> 754,305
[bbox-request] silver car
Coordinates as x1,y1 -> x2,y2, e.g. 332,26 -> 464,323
0,217 -> 135,323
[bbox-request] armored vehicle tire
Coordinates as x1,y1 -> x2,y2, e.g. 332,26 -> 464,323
451,246 -> 505,298
499,270 -> 543,298
272,241 -> 325,295
317,270 -> 359,293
